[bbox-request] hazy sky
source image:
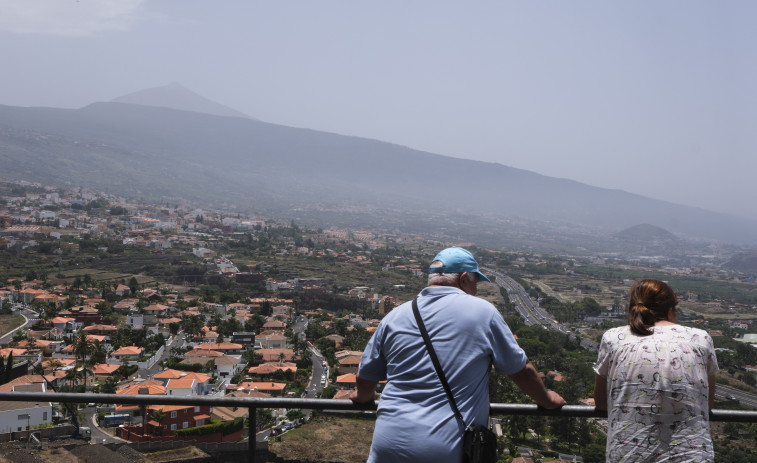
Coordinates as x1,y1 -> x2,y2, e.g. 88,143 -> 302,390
1,1 -> 755,219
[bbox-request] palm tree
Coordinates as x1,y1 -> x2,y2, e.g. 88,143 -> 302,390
31,362 -> 45,376
89,341 -> 107,365
46,358 -> 63,374
72,332 -> 95,389
72,331 -> 95,361
151,409 -> 166,436
64,368 -> 79,389
76,363 -> 93,390
26,335 -> 37,351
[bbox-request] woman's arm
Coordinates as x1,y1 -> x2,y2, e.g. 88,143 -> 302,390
708,374 -> 716,411
594,374 -> 608,411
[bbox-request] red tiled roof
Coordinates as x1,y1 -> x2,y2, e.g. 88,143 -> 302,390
336,373 -> 357,384
112,345 -> 144,356
248,362 -> 297,375
93,363 -> 120,375
185,349 -> 223,357
236,381 -> 286,392
196,342 -> 242,350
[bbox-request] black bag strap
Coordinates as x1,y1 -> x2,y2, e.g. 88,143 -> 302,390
412,297 -> 467,429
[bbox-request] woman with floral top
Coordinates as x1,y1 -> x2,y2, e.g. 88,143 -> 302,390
594,279 -> 719,462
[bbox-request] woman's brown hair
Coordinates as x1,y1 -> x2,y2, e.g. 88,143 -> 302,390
627,279 -> 678,336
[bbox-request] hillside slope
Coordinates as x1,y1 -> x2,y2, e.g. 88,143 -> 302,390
1,102 -> 755,245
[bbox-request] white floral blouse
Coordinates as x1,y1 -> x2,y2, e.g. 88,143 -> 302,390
595,325 -> 719,462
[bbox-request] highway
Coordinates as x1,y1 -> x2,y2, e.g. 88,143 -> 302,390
485,268 -> 597,351
714,385 -> 757,407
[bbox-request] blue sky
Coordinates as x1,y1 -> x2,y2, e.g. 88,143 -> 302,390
1,1 -> 755,218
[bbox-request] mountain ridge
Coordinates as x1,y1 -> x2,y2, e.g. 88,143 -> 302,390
0,95 -> 755,247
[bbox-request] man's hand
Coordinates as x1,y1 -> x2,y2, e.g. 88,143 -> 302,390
539,390 -> 567,410
350,376 -> 379,404
349,389 -> 378,404
508,360 -> 567,409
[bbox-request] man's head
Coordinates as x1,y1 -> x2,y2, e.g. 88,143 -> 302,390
428,247 -> 490,295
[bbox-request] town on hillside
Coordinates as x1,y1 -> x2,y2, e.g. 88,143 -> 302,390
1,179 -> 756,462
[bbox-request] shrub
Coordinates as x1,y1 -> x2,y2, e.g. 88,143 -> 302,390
174,417 -> 244,437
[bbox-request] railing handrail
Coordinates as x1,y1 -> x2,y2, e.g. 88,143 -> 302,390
4,391 -> 756,463
2,391 -> 755,422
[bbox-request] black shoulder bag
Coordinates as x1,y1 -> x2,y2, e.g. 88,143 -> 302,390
412,298 -> 498,463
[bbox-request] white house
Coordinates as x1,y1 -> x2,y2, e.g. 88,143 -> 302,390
0,383 -> 53,433
166,377 -> 197,396
127,313 -> 144,329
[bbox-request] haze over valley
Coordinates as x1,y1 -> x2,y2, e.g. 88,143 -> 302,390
2,84 -> 756,254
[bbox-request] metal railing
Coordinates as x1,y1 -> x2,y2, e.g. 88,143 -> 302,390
2,391 -> 756,463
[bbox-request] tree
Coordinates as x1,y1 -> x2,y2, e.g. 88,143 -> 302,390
244,350 -> 263,366
552,417 -> 576,450
342,325 -> 372,351
320,385 -> 336,399
531,416 -> 547,446
99,376 -> 118,394
583,443 -> 606,463
72,332 -> 95,388
286,409 -> 305,421
723,421 -> 740,439
576,418 -> 593,453
42,303 -> 58,325
151,409 -> 167,436
0,300 -> 11,315
4,353 -> 14,383
184,315 -> 204,340
89,341 -> 107,365
129,276 -> 139,296
46,358 -> 63,371
77,364 -> 93,390
255,408 -> 273,431
505,415 -> 529,441
204,359 -> 216,375
64,368 -> 79,389
26,334 -> 37,351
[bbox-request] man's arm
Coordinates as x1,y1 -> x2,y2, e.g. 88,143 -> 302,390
507,360 -> 566,409
349,375 -> 379,404
593,374 -> 607,411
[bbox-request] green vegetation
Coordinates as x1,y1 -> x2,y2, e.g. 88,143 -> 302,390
571,264 -> 757,306
174,417 -> 244,437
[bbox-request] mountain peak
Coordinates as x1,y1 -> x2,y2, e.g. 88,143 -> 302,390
111,83 -> 253,119
614,223 -> 679,242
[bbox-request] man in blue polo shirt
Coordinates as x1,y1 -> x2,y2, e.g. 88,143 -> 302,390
351,247 -> 565,462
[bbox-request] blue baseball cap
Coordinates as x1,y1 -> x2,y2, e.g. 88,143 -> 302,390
429,247 -> 490,283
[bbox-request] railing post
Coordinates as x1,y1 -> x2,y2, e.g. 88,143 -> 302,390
249,406 -> 256,463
